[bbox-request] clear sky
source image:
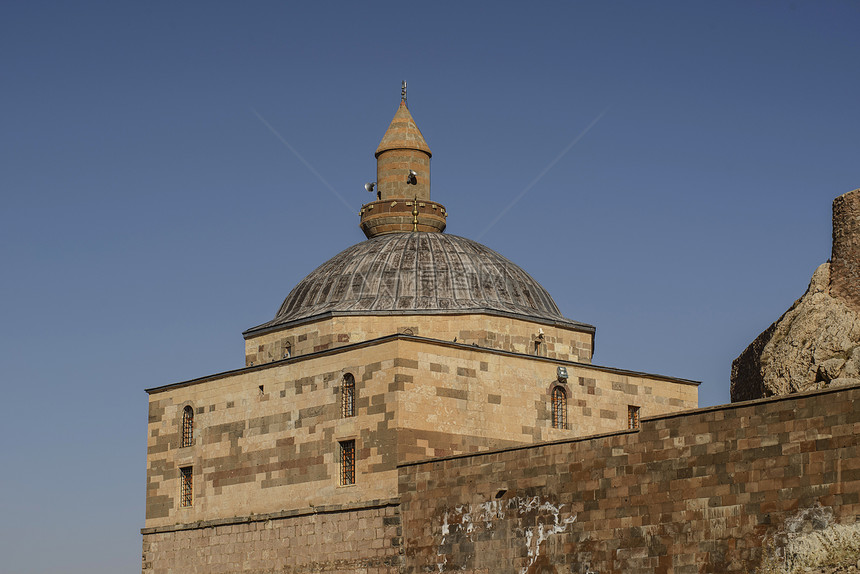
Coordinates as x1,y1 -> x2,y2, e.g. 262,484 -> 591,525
1,2 -> 857,572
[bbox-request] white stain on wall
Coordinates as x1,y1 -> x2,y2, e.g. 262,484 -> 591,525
434,495 -> 576,573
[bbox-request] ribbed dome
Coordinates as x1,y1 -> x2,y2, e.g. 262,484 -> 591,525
246,233 -> 587,334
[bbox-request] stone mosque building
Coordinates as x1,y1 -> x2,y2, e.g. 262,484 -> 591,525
141,91 -> 858,573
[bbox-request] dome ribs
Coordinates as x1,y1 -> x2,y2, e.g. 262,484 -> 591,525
441,234 -> 481,310
427,234 -> 452,309
394,233 -> 417,310
415,233 -> 437,310
475,244 -> 511,309
339,237 -> 381,311
363,233 -> 401,311
431,236 -> 456,309
254,233 -> 577,332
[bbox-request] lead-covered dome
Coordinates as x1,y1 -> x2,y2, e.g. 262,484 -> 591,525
245,233 -> 588,334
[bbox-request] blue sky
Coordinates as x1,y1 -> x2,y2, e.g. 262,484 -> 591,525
1,2 -> 858,572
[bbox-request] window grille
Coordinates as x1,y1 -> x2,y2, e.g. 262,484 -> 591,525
551,387 -> 567,429
628,405 -> 641,429
341,373 -> 355,418
180,467 -> 193,507
339,440 -> 356,485
181,406 -> 194,447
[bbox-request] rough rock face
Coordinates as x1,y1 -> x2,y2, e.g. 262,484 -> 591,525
731,189 -> 860,402
731,263 -> 860,401
757,504 -> 860,574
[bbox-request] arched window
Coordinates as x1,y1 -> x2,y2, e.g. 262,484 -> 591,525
551,387 -> 567,430
341,373 -> 355,418
181,406 -> 194,447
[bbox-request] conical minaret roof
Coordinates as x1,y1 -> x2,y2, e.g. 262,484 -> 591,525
375,101 -> 432,158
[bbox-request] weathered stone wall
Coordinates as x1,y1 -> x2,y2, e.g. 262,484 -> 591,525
147,335 -> 694,530
730,322 -> 774,402
398,384 -> 860,573
141,500 -> 402,574
831,188 -> 860,312
145,340 -> 404,529
393,338 -> 698,459
244,313 -> 594,367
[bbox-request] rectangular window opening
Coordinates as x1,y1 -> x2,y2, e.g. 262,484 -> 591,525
180,466 -> 193,507
339,440 -> 356,486
628,405 -> 641,429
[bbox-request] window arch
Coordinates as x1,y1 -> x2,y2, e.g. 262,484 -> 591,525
181,406 -> 194,447
551,387 -> 567,430
341,373 -> 355,418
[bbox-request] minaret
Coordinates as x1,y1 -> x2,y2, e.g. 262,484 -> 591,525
359,83 -> 447,238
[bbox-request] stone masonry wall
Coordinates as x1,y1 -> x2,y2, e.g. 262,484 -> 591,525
145,341 -> 404,529
147,334 -> 693,531
398,384 -> 860,573
244,314 -> 594,368
141,500 -> 402,574
393,338 -> 698,461
831,188 -> 860,312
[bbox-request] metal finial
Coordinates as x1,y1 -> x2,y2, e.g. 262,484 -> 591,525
401,81 -> 407,105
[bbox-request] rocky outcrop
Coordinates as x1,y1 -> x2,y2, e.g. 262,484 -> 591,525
731,263 -> 860,401
757,504 -> 860,574
731,189 -> 860,402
